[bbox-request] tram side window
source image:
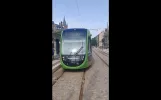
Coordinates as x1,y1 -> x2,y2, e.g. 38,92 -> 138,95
90,37 -> 92,53
88,37 -> 91,54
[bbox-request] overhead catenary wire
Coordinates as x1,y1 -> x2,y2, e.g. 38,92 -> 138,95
75,0 -> 81,16
75,0 -> 84,28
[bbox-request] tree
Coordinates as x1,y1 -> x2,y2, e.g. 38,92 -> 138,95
53,30 -> 61,40
91,38 -> 97,47
102,38 -> 105,47
102,28 -> 109,48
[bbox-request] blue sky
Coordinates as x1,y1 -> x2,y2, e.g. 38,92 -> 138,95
52,0 -> 109,38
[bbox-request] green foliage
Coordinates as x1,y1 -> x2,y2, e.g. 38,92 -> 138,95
91,38 -> 97,46
53,30 -> 62,39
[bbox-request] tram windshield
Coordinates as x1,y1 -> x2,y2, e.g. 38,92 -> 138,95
62,29 -> 87,55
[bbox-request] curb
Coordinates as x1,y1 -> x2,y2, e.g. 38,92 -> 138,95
52,61 -> 60,67
52,63 -> 61,73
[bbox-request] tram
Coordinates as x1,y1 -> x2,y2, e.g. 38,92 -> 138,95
60,28 -> 93,70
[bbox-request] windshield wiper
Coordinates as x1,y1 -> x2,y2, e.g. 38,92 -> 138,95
74,41 -> 84,56
74,46 -> 83,56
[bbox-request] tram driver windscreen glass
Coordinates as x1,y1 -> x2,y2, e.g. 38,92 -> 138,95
62,29 -> 86,56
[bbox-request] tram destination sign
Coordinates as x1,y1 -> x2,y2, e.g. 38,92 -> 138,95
63,31 -> 86,39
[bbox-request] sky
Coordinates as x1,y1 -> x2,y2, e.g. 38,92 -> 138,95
52,0 -> 109,38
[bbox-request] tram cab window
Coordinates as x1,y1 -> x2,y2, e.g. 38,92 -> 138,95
62,29 -> 87,55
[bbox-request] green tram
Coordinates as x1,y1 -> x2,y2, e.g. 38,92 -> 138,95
60,28 -> 93,70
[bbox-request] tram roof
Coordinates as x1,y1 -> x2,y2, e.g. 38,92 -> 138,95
63,28 -> 92,37
63,28 -> 88,31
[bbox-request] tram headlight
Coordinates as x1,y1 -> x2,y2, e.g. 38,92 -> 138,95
82,56 -> 84,59
62,56 -> 65,61
80,55 -> 85,60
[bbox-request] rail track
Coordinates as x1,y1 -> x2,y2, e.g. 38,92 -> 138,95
52,49 -> 108,100
93,49 -> 109,66
52,49 -> 108,86
95,48 -> 109,57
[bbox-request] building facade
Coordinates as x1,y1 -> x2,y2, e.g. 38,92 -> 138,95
98,31 -> 105,48
92,22 -> 109,49
52,17 -> 68,33
52,17 -> 68,58
103,28 -> 109,48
